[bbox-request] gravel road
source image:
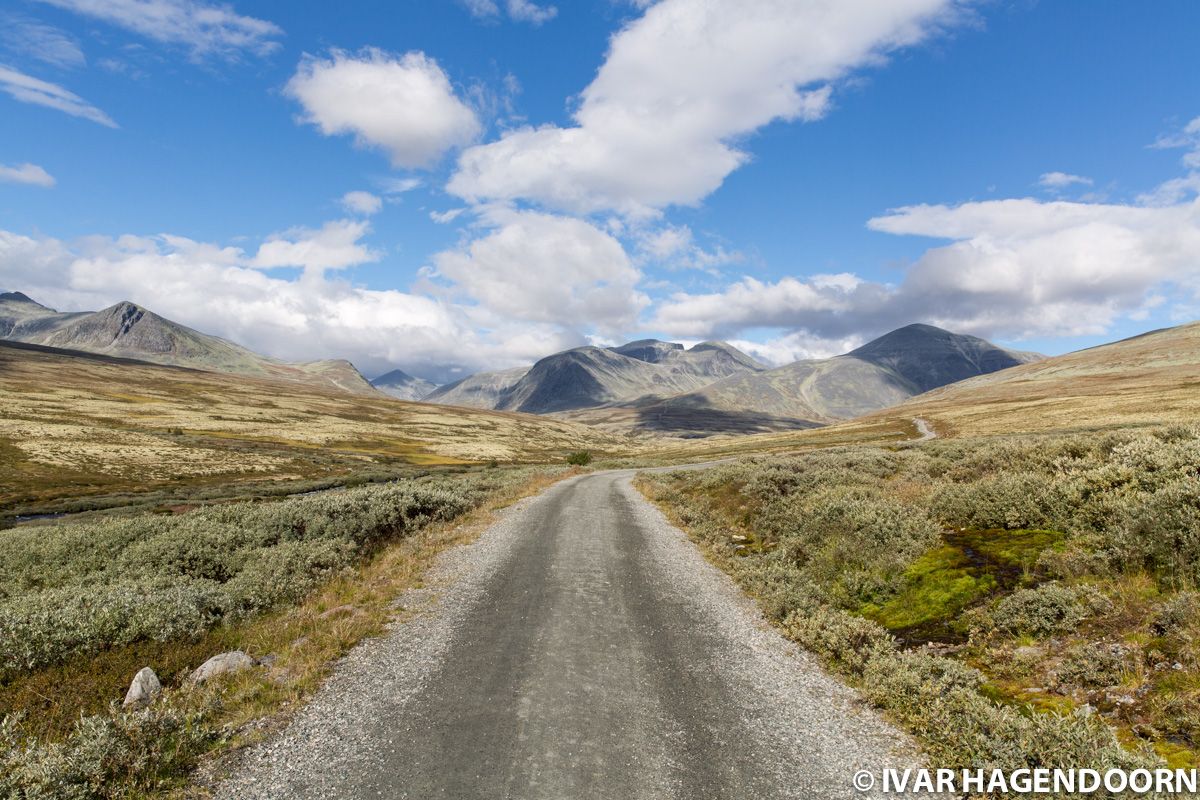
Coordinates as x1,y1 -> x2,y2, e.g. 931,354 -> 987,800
216,467 -> 928,799
913,418 -> 938,441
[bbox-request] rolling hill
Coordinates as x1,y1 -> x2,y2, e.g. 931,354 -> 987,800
868,320 -> 1200,437
0,292 -> 376,395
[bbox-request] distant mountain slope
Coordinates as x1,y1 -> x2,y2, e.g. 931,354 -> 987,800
427,339 -> 766,414
663,356 -> 917,422
371,369 -> 438,401
424,366 -> 532,409
606,324 -> 1040,435
846,323 -> 1042,393
874,320 -> 1200,435
0,293 -> 376,395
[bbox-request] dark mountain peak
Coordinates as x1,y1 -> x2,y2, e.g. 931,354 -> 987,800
372,368 -> 416,385
849,323 -> 1039,394
0,291 -> 42,306
687,340 -> 767,370
609,339 -> 684,363
850,323 -> 957,351
100,300 -> 148,317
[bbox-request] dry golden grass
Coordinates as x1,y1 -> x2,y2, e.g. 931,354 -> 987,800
0,343 -> 632,510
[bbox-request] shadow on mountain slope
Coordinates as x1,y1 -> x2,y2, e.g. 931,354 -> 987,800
631,394 -> 821,438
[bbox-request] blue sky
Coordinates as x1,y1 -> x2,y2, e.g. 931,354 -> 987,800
1,0 -> 1199,382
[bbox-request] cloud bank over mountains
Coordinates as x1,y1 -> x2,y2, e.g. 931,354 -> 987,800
2,0 -> 1199,377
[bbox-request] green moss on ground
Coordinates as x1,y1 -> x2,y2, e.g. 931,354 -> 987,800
859,528 -> 1064,639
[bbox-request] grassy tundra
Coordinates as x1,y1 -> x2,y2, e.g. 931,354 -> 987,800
639,426 -> 1200,774
0,340 -> 626,518
0,466 -> 564,798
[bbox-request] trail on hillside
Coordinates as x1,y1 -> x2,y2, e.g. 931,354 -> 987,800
913,417 -> 937,441
217,468 -> 928,800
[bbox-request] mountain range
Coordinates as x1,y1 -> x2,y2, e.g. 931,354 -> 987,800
426,324 -> 1041,435
606,324 -> 1042,434
428,339 -> 768,414
0,292 -> 377,395
0,290 -> 1043,436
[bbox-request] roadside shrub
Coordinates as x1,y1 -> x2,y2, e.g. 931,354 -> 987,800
1,702 -> 214,799
786,603 -> 1149,774
0,472 -> 520,676
762,486 -> 941,608
1056,643 -> 1129,689
1151,591 -> 1200,637
979,583 -> 1110,638
1108,480 -> 1200,587
930,472 -> 1075,530
566,450 -> 593,466
782,605 -> 894,675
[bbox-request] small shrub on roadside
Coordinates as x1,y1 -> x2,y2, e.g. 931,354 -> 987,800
1151,591 -> 1200,637
1,701 -> 215,799
566,450 -> 592,466
976,582 -> 1110,638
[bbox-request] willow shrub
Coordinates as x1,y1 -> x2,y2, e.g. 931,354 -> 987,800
0,471 -> 519,676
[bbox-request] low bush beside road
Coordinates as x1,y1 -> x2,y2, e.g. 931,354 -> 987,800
637,426 -> 1200,775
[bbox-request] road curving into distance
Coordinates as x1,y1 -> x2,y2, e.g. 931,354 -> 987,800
218,466 -> 930,800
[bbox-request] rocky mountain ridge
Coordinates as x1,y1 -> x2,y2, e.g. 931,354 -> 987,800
426,339 -> 767,414
0,292 -> 376,395
370,369 -> 439,401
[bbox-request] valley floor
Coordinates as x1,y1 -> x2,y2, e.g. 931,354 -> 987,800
215,467 -> 926,800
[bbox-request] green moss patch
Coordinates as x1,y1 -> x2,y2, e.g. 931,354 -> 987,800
859,528 -> 1064,642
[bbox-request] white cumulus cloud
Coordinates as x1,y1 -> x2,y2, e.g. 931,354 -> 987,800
0,162 -> 55,187
505,0 -> 557,25
1038,171 -> 1093,190
253,219 -> 379,274
461,0 -> 557,25
448,0 -> 963,217
340,190 -> 382,216
286,49 -> 481,169
431,209 -> 647,333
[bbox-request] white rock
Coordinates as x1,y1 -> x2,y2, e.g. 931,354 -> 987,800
123,666 -> 162,708
190,651 -> 256,684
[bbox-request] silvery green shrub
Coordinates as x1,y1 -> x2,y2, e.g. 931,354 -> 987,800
0,472 -> 521,676
982,583 -> 1110,638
